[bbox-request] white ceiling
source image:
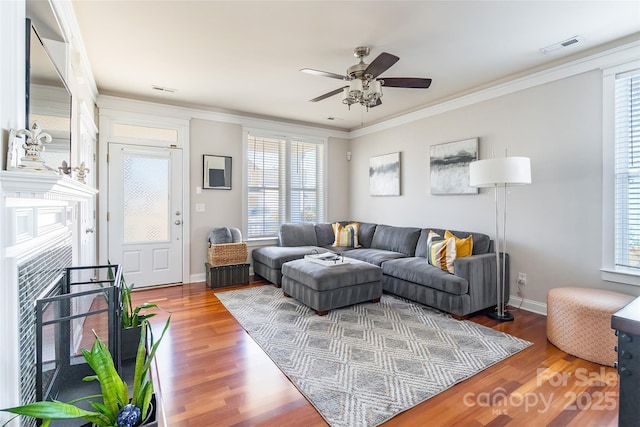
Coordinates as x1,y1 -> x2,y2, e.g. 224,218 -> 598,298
70,1 -> 640,131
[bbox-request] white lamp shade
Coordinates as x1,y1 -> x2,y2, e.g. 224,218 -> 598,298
469,157 -> 531,188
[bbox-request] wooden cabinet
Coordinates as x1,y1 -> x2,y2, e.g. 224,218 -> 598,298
612,296 -> 640,427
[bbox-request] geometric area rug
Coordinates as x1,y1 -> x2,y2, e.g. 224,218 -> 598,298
215,286 -> 532,427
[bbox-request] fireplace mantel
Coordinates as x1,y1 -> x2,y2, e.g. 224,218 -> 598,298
0,170 -> 98,201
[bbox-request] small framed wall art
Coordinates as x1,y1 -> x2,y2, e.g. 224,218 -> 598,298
203,154 -> 232,190
369,152 -> 400,196
430,138 -> 478,195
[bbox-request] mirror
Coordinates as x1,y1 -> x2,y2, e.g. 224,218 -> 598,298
26,19 -> 72,173
203,155 -> 232,190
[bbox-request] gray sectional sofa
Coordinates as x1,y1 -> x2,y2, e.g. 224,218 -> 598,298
251,222 -> 507,317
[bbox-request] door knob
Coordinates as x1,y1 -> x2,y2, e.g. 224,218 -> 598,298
175,220 -> 182,225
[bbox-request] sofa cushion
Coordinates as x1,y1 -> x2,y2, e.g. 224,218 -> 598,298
370,224 -> 421,256
416,228 -> 491,256
342,248 -> 407,266
282,258 -> 381,291
415,229 -> 439,258
382,257 -> 469,295
332,222 -> 360,247
252,246 -> 322,269
445,230 -> 473,258
358,222 -> 377,248
428,237 -> 456,273
315,223 -> 336,246
279,223 -> 318,246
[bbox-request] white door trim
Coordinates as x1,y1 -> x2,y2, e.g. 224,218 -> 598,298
97,112 -> 190,285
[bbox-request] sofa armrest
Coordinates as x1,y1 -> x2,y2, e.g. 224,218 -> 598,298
453,253 -> 509,313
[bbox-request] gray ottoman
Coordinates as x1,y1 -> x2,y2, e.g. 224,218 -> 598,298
281,258 -> 382,315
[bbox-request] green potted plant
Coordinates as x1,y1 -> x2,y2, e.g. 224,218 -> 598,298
120,281 -> 158,361
2,316 -> 170,427
108,264 -> 158,361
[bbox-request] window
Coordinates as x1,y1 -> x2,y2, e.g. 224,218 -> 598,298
246,133 -> 325,239
614,70 -> 640,270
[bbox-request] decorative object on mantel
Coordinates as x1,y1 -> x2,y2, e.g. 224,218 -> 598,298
430,138 -> 478,195
15,121 -> 53,171
470,153 -> 531,322
369,152 -> 400,196
59,160 -> 72,175
73,161 -> 90,184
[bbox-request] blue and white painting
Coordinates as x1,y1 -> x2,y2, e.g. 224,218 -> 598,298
430,138 -> 478,194
369,152 -> 400,196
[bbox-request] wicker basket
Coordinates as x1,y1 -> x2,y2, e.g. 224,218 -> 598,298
207,242 -> 248,266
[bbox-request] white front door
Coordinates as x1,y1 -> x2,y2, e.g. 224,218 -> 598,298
108,143 -> 183,287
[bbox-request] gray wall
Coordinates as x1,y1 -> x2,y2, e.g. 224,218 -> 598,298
189,119 -> 350,279
189,119 -> 244,276
349,70 -> 640,308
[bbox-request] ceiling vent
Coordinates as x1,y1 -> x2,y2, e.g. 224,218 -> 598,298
540,36 -> 584,54
151,85 -> 176,93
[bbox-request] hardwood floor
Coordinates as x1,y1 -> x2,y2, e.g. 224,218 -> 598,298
134,278 -> 620,427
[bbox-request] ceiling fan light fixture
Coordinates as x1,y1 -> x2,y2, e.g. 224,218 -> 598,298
365,80 -> 382,98
305,46 -> 431,111
342,78 -> 382,110
349,79 -> 363,96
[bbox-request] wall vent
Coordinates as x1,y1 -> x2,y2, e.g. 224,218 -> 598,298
540,35 -> 584,54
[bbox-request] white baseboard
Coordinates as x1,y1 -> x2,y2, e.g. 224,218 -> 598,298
190,273 -> 206,283
508,295 -> 547,316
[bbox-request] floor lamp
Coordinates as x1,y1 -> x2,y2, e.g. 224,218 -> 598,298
469,156 -> 531,322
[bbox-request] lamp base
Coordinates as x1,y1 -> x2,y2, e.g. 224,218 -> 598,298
487,309 -> 514,322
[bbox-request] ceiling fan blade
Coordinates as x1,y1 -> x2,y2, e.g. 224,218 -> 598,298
365,52 -> 400,78
381,77 -> 432,89
300,68 -> 347,80
309,86 -> 347,102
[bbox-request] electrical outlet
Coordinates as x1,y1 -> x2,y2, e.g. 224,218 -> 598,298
517,272 -> 527,285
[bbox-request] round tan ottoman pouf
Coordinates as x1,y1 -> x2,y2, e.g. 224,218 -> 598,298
547,287 -> 634,366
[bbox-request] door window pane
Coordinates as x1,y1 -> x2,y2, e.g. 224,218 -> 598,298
123,154 -> 169,242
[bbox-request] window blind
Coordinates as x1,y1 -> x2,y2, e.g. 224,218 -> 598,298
615,70 -> 640,269
290,140 -> 325,224
247,135 -> 286,238
247,134 -> 325,239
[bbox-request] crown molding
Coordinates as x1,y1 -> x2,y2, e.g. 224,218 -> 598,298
97,95 -> 350,140
50,0 -> 98,101
350,40 -> 640,139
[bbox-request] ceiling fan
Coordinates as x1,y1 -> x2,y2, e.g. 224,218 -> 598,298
301,46 -> 432,110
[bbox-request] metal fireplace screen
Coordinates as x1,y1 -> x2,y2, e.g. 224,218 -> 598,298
35,264 -> 123,422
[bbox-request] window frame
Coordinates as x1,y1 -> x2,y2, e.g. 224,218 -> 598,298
602,60 -> 640,286
243,128 -> 327,243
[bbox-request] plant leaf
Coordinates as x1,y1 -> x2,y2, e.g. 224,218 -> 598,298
138,381 -> 153,421
81,336 -> 128,422
2,401 -> 100,419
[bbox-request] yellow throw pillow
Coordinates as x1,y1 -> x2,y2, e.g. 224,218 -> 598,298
445,230 -> 473,258
429,237 -> 456,273
332,222 -> 360,248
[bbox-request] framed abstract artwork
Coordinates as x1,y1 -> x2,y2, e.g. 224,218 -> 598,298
369,152 -> 400,196
430,138 -> 478,195
203,154 -> 232,190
